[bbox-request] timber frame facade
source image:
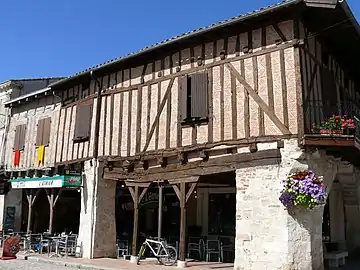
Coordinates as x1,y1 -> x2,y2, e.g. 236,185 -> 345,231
3,0 -> 360,268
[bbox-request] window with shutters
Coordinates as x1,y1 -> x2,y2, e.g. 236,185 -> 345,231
13,124 -> 26,151
73,100 -> 93,142
36,117 -> 51,147
179,72 -> 209,124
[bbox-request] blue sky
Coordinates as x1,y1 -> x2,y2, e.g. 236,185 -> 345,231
0,0 -> 358,82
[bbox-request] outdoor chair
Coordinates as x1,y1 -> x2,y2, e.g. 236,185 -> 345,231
57,234 -> 77,257
116,239 -> 129,258
205,240 -> 222,262
24,234 -> 41,254
39,233 -> 53,255
187,237 -> 205,261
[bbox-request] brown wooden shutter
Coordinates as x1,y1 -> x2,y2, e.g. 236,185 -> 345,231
42,118 -> 51,146
190,72 -> 208,119
19,124 -> 26,150
36,119 -> 45,146
13,126 -> 20,150
179,75 -> 188,122
74,101 -> 93,141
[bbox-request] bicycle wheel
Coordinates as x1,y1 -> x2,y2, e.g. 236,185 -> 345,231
158,245 -> 177,266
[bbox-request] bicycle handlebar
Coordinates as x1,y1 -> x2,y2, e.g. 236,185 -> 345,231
139,232 -> 167,242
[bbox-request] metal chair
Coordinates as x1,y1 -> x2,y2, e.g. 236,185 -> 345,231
187,237 -> 205,260
116,240 -> 129,258
205,240 -> 222,262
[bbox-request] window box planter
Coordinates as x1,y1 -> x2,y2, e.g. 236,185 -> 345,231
320,129 -> 343,135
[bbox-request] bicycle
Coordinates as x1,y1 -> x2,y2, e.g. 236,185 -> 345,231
137,235 -> 177,266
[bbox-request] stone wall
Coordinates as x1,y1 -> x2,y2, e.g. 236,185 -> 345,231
234,139 -> 339,270
77,159 -> 117,259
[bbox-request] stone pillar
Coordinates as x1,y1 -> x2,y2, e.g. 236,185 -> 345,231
77,159 -> 117,259
234,140 -> 338,270
0,195 -> 5,231
4,189 -> 23,232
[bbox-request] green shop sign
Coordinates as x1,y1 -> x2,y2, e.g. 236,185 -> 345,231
10,175 -> 82,189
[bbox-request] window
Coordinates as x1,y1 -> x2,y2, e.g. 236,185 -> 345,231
36,117 -> 51,147
73,100 -> 93,142
13,124 -> 26,151
179,71 -> 209,123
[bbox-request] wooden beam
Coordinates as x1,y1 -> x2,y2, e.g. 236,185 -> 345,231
25,189 -> 40,234
100,41 -> 298,99
172,184 -> 181,201
168,176 -> 199,185
186,182 -> 197,203
104,149 -> 281,182
139,187 -> 149,203
100,135 -> 294,162
142,78 -> 175,152
179,182 -> 186,261
272,23 -> 287,42
225,63 -> 291,135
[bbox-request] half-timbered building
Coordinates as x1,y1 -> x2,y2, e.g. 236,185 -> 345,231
0,78 -> 63,235
3,0 -> 360,269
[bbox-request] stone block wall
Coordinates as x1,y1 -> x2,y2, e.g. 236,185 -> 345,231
234,139 -> 339,270
77,159 -> 117,259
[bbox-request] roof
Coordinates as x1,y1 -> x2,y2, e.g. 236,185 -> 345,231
49,0 -> 302,88
4,87 -> 51,106
6,0 -> 360,106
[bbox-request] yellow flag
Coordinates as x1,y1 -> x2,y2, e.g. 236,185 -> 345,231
37,145 -> 45,166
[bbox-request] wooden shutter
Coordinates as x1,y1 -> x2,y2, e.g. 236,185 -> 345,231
13,126 -> 21,150
36,119 -> 45,146
74,101 -> 93,141
190,72 -> 208,118
179,75 -> 188,122
42,118 -> 51,146
18,124 -> 26,150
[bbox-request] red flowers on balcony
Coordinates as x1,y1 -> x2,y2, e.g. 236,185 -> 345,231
319,115 -> 355,135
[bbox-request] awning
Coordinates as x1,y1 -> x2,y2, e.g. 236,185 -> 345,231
9,175 -> 82,189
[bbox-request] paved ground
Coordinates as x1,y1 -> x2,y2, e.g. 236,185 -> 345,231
0,259 -> 69,270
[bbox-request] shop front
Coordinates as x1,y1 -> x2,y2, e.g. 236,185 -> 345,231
10,175 -> 81,234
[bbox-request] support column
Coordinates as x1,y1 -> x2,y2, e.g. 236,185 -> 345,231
170,177 -> 199,268
25,189 -> 39,234
45,189 -> 62,234
234,143 -> 338,270
77,159 -> 117,259
3,189 -> 22,232
158,183 -> 164,241
125,181 -> 150,262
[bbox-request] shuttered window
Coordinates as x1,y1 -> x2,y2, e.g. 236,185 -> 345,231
73,100 -> 93,142
13,124 -> 26,151
36,117 -> 51,146
179,71 -> 209,122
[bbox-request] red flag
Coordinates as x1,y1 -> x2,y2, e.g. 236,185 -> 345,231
13,150 -> 20,167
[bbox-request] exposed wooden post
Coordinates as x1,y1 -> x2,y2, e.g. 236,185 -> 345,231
25,189 -> 40,234
46,189 -> 62,234
169,177 -> 199,263
125,181 -> 150,256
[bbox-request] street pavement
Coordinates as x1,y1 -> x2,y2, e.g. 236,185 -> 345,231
0,259 -> 70,270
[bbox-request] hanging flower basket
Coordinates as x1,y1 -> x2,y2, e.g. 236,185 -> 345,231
279,170 -> 327,210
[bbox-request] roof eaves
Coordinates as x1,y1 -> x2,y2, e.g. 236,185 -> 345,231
4,87 -> 51,107
49,0 -> 301,88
